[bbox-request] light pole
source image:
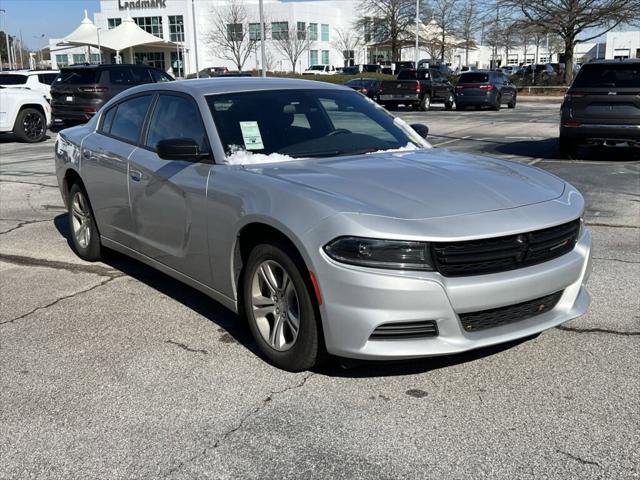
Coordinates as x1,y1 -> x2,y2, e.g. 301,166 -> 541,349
259,0 -> 266,77
1,9 -> 12,70
96,27 -> 102,64
191,0 -> 200,78
414,0 -> 419,67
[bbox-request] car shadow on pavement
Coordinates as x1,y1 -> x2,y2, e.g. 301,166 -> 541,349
53,214 -> 258,354
53,213 -> 539,376
494,138 -> 640,161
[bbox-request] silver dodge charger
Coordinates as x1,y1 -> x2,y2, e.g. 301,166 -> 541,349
54,78 -> 592,371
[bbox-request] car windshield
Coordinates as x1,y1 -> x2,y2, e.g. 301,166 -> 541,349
0,74 -> 28,85
56,69 -> 100,84
206,89 -> 427,163
459,72 -> 489,83
572,64 -> 640,88
308,66 -> 325,71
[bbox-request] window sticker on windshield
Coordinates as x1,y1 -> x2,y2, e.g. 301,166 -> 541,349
239,121 -> 264,150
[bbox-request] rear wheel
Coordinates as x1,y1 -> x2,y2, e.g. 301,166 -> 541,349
13,108 -> 46,143
68,183 -> 102,261
420,94 -> 431,111
455,104 -> 465,111
559,136 -> 579,159
492,94 -> 502,111
243,241 -> 323,371
508,94 -> 517,108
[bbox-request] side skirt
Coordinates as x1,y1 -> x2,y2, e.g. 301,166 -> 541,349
101,236 -> 239,314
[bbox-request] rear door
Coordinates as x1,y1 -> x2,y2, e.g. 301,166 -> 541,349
81,94 -> 153,248
568,63 -> 640,125
128,92 -> 213,285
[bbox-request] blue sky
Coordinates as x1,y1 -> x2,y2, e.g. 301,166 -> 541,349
0,0 -> 101,48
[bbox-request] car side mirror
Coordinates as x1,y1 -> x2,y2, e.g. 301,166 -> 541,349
410,123 -> 429,139
156,138 -> 201,161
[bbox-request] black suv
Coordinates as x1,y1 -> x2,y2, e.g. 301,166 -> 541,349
560,59 -> 640,157
393,68 -> 455,110
454,71 -> 517,110
51,64 -> 173,123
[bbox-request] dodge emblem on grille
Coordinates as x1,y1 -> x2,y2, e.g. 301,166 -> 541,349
516,235 -> 525,244
537,303 -> 547,312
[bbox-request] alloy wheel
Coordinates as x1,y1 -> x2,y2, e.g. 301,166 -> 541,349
23,112 -> 45,141
251,260 -> 301,352
71,191 -> 91,249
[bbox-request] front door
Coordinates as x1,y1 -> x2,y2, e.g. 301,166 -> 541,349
128,92 -> 213,286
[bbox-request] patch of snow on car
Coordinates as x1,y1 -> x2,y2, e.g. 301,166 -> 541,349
224,147 -> 301,165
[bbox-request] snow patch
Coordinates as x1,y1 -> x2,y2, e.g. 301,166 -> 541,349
224,146 -> 300,165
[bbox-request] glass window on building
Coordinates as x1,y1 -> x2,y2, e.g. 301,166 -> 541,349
55,54 -> 68,67
227,23 -> 243,41
168,15 -> 184,42
308,23 -> 318,41
90,53 -> 101,64
170,51 -> 184,77
134,51 -> 165,70
249,23 -> 263,41
321,24 -> 329,42
134,16 -> 163,38
310,50 -> 318,65
72,53 -> 87,64
321,50 -> 329,64
507,56 -> 518,65
539,56 -> 548,63
297,22 -> 306,40
108,18 -> 121,29
271,22 -> 288,40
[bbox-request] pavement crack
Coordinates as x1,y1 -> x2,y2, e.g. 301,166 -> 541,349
557,449 -> 602,469
165,340 -> 208,355
0,218 -> 52,235
0,276 -> 122,327
0,179 -> 58,189
557,326 -> 640,337
0,253 -> 122,278
592,256 -> 639,264
162,373 -> 314,478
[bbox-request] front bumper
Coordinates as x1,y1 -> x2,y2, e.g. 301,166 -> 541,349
309,225 -> 592,360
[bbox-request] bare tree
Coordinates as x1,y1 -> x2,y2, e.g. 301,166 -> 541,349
456,0 -> 481,67
272,23 -> 308,72
331,27 -> 362,67
500,0 -> 640,83
424,0 -> 459,62
204,0 -> 255,71
356,0 -> 415,62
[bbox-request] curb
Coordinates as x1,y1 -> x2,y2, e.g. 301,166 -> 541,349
517,96 -> 564,103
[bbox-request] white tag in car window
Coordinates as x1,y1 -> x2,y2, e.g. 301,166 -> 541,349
239,121 -> 264,150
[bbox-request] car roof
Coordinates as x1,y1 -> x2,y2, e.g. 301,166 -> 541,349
585,59 -> 640,65
60,63 -> 161,70
143,77 -> 347,95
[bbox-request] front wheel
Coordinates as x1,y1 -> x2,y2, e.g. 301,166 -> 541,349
68,183 -> 102,261
508,94 -> 517,109
14,108 -> 47,143
444,93 -> 454,110
243,242 -> 323,371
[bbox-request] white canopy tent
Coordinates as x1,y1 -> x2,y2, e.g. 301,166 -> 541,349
57,13 -> 179,65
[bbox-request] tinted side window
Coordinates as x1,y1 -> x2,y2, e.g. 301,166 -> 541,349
100,105 -> 118,134
131,68 -> 153,84
110,95 -> 152,143
150,69 -> 174,83
109,67 -> 135,85
145,94 -> 207,153
397,70 -> 416,80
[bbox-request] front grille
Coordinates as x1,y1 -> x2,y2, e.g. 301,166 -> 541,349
370,320 -> 438,340
458,291 -> 564,332
432,219 -> 581,277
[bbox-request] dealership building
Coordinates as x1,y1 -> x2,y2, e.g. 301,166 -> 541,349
48,0 -> 640,74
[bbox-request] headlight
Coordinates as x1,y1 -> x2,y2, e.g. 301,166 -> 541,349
323,237 -> 433,271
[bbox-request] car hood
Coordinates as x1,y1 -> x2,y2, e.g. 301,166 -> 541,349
246,149 -> 565,220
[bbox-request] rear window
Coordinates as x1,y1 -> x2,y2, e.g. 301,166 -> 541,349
397,70 -> 416,80
459,72 -> 489,83
38,73 -> 59,85
56,69 -> 100,84
0,74 -> 28,85
572,64 -> 640,88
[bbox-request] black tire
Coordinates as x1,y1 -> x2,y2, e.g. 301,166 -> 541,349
68,182 -> 102,261
420,94 -> 431,111
508,94 -> 517,109
243,241 -> 323,371
385,103 -> 397,111
492,94 -> 502,111
455,104 -> 465,111
444,93 -> 454,110
559,136 -> 579,159
13,108 -> 47,143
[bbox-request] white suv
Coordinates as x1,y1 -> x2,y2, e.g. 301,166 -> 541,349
0,87 -> 52,142
0,70 -> 59,101
302,65 -> 337,75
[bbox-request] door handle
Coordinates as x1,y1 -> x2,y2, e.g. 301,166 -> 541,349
129,169 -> 143,182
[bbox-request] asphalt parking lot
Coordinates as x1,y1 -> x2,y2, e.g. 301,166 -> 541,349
1,102 -> 638,479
